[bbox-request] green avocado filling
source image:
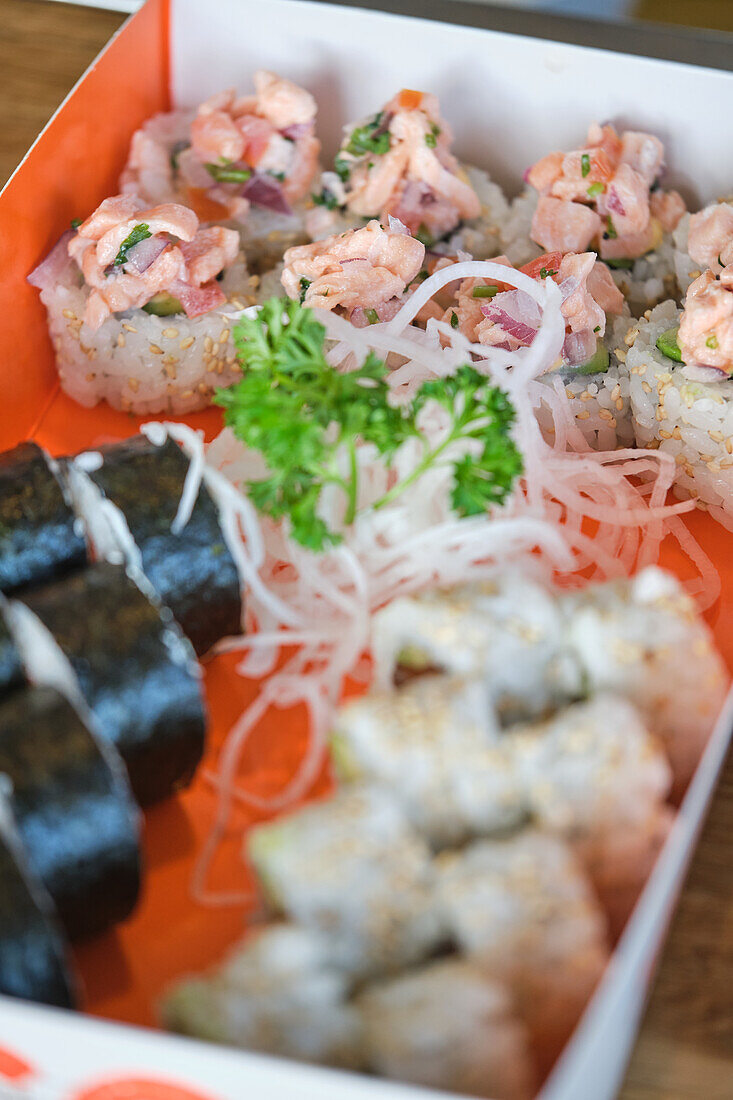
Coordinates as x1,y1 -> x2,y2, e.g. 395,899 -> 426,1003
655,326 -> 683,363
142,292 -> 183,317
604,257 -> 634,270
574,340 -> 610,376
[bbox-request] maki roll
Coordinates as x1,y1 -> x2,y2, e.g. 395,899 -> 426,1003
331,675 -> 525,847
0,685 -> 141,941
562,567 -> 729,793
68,431 -> 242,655
355,958 -> 535,1100
435,830 -> 609,1076
121,72 -> 321,271
0,442 -> 87,596
29,196 -> 247,416
371,570 -> 582,724
0,823 -> 76,1008
10,562 -> 206,806
0,604 -> 25,698
163,924 -> 363,1069
247,785 -> 443,979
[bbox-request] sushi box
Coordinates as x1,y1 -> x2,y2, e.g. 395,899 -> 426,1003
0,1 -> 732,1098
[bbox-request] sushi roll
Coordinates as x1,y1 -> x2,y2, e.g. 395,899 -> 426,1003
163,923 -> 363,1069
307,88 -> 507,257
0,685 -> 141,940
0,822 -> 77,1008
435,830 -> 609,1076
508,122 -> 686,315
562,567 -> 729,792
10,562 -> 206,806
371,570 -> 583,724
120,72 -> 321,271
247,785 -> 443,979
0,442 -> 87,596
673,199 -> 733,296
331,675 -> 525,847
29,196 -> 248,416
68,430 -> 243,655
0,604 -> 26,698
355,957 -> 535,1100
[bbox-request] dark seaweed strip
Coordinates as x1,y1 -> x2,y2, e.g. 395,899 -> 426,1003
88,435 -> 242,655
0,606 -> 25,697
0,686 -> 141,941
21,563 -> 206,806
0,825 -> 76,1007
0,442 -> 87,595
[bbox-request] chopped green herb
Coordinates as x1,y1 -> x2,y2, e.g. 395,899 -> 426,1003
70,218 -> 82,230
718,254 -> 724,268
581,153 -> 591,178
113,223 -> 152,268
586,182 -> 604,199
604,257 -> 634,270
215,297 -> 523,550
270,171 -> 286,182
655,326 -> 683,363
312,188 -> 339,210
472,285 -> 499,298
424,124 -> 441,149
334,155 -> 351,183
205,162 -> 252,184
450,311 -> 459,329
365,308 -> 380,325
346,112 -> 391,157
539,267 -> 558,279
593,325 -> 600,333
298,277 -> 311,304
706,334 -> 719,350
604,216 -> 618,240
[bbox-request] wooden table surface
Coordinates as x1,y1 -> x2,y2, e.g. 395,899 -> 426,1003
2,2 -> 732,1097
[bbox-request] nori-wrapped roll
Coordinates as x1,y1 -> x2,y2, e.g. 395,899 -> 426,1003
0,824 -> 77,1007
16,563 -> 206,806
0,685 -> 141,941
0,442 -> 86,595
73,434 -> 242,655
0,605 -> 25,697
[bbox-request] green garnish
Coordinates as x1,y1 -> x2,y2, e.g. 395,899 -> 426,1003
270,171 -> 286,182
215,298 -> 522,550
604,257 -> 634,270
346,112 -> 391,157
113,223 -> 152,267
415,224 -> 433,248
450,311 -> 459,328
706,334 -> 719,350
298,277 -> 311,304
472,285 -> 499,298
204,162 -> 252,184
655,326 -> 683,363
312,189 -> 339,210
593,325 -> 600,333
574,340 -> 610,376
365,308 -> 380,325
425,123 -> 441,149
604,216 -> 618,240
586,182 -> 604,199
334,155 -> 351,182
581,153 -> 591,178
539,267 -> 558,279
70,218 -> 82,230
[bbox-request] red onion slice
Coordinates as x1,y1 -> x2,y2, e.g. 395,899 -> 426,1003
481,303 -> 538,344
27,229 -> 74,290
125,235 -> 169,274
281,122 -> 311,140
606,188 -> 627,217
242,174 -> 292,215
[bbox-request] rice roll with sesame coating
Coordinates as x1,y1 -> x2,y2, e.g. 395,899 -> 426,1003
68,431 -> 242,655
435,830 -> 609,1076
371,571 -> 582,724
331,676 -> 525,847
0,823 -> 77,1008
0,685 -> 141,940
12,563 -> 206,806
356,958 -> 535,1100
562,567 -> 729,793
0,442 -> 87,596
163,923 -> 363,1069
247,785 -> 443,979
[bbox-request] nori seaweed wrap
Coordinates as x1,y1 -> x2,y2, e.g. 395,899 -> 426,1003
0,442 -> 86,595
18,563 -> 206,806
0,824 -> 77,1007
79,434 -> 242,655
0,685 -> 141,941
0,605 -> 25,697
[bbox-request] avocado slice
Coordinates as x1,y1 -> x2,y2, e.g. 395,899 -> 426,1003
575,341 -> 610,376
655,325 -> 683,363
142,292 -> 183,317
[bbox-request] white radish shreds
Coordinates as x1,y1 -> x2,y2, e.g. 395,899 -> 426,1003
172,260 -> 714,906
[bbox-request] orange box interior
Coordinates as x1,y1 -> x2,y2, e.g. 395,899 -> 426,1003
0,0 -> 731,1033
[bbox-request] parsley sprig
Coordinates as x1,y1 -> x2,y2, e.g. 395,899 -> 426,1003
113,223 -> 152,267
215,298 -> 522,551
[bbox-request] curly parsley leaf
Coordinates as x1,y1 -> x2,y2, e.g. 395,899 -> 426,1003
345,112 -> 391,157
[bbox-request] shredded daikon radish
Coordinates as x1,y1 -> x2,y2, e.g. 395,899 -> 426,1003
177,261 -> 717,906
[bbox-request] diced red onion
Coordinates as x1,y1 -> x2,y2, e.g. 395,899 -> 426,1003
242,174 -> 292,215
27,229 -> 73,290
481,304 -> 538,343
606,188 -> 627,217
168,279 -> 226,318
281,122 -> 311,140
125,235 -> 168,274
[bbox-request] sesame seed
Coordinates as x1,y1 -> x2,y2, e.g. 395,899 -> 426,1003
117,333 -> 126,347
163,353 -> 179,365
128,377 -> 140,393
687,269 -> 701,280
598,408 -> 613,421
85,372 -> 96,382
642,381 -> 652,393
708,429 -> 724,442
122,323 -> 137,333
62,309 -> 76,320
645,439 -> 661,450
659,429 -> 672,439
211,341 -> 220,356
219,328 -> 230,343
163,327 -> 179,339
611,384 -> 621,401
180,336 -> 194,350
565,387 -> 575,400
181,389 -> 194,398
198,382 -> 209,395
576,410 -> 590,420
164,363 -> 177,379
615,397 -> 624,411
149,343 -> 163,355
614,348 -> 627,363
727,438 -> 733,454
624,328 -> 639,347
580,391 -> 594,401
707,461 -> 720,472
672,427 -> 682,440
204,336 -> 213,352
675,452 -> 686,464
